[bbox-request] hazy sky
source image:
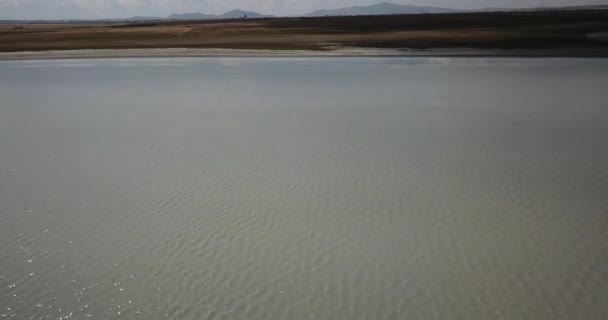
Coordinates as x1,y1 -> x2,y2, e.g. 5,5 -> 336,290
1,0 -> 607,20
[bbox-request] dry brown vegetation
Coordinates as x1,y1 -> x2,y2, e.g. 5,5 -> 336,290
1,10 -> 608,54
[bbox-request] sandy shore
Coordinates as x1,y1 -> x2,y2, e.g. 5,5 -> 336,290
0,48 -> 403,60
2,47 -> 608,60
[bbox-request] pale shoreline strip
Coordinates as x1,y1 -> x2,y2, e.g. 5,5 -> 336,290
1,47 -> 608,60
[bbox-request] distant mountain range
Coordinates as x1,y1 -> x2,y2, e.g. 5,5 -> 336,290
130,3 -> 455,21
166,13 -> 213,20
2,1 -> 607,23
478,4 -> 608,12
306,2 -> 454,17
219,10 -> 268,19
120,2 -> 608,22
127,16 -> 164,21
129,10 -> 270,21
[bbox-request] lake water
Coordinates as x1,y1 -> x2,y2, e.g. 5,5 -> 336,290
1,58 -> 607,320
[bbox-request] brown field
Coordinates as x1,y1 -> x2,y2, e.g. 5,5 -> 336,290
1,10 -> 608,54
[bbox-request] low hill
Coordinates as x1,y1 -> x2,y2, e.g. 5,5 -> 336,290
307,2 -> 454,17
218,10 -> 268,19
166,10 -> 269,21
128,16 -> 164,21
480,5 -> 608,12
167,13 -> 214,20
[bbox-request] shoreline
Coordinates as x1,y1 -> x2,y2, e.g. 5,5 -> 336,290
3,10 -> 608,59
2,47 -> 608,60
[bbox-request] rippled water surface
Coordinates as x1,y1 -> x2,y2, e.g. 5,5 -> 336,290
1,58 -> 607,320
